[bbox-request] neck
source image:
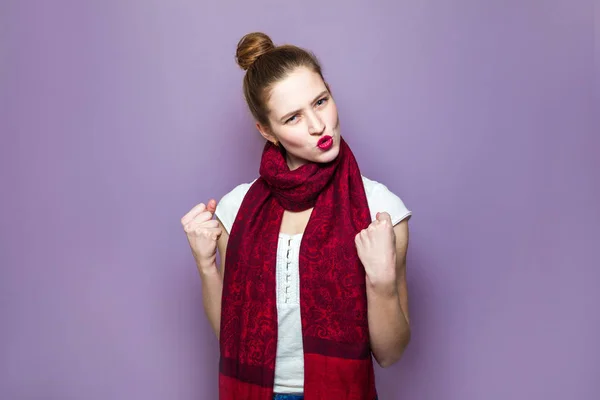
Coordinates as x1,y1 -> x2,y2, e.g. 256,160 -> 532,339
285,152 -> 307,171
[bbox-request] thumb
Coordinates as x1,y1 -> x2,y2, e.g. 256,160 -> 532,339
376,211 -> 392,223
206,199 -> 218,214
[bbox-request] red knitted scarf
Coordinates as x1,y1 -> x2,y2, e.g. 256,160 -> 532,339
219,137 -> 377,399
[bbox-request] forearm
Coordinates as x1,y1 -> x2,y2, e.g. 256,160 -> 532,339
366,282 -> 411,368
198,266 -> 223,340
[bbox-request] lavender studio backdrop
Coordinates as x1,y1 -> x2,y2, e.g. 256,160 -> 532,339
1,0 -> 598,399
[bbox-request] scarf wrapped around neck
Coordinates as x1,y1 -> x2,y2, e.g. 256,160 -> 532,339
219,137 -> 377,400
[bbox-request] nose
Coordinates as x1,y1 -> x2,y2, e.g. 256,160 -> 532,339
307,111 -> 325,136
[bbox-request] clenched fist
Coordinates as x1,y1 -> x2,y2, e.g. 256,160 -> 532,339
355,211 -> 397,290
181,199 -> 221,274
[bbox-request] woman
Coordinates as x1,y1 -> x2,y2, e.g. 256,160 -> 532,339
181,32 -> 412,400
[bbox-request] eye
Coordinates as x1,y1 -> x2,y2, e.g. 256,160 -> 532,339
285,114 -> 298,124
316,96 -> 329,106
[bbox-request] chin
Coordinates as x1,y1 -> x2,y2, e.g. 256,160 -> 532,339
316,143 -> 340,164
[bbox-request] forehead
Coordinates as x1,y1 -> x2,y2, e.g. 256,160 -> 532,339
267,67 -> 326,116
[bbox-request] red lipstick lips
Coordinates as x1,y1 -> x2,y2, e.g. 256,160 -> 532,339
317,135 -> 333,150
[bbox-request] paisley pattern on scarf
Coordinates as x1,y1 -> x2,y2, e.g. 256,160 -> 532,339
219,137 -> 378,400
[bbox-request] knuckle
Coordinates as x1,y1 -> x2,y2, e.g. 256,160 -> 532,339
199,211 -> 212,221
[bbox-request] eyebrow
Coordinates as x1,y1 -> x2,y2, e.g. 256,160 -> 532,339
279,90 -> 329,122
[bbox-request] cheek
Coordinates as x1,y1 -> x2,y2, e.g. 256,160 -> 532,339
326,104 -> 340,129
279,128 -> 305,147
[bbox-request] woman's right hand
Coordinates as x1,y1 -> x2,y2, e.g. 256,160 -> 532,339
181,199 -> 222,274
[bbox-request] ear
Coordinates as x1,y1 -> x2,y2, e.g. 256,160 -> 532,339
256,122 -> 277,144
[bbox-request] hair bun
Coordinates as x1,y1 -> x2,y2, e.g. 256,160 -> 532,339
235,32 -> 275,70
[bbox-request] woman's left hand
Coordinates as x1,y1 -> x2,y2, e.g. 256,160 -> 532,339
355,212 -> 397,292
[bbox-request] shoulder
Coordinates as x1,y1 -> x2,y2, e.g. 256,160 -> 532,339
214,179 -> 257,234
362,175 -> 412,225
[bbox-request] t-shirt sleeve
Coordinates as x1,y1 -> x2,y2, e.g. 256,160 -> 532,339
214,181 -> 253,234
365,179 -> 412,226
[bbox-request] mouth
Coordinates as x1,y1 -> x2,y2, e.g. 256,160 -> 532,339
317,135 -> 333,150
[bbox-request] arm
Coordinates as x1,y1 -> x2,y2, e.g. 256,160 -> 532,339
364,218 -> 411,367
199,218 -> 229,341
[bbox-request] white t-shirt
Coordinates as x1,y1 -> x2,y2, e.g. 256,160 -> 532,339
215,175 -> 411,394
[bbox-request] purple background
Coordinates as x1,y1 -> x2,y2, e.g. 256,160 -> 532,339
1,0 -> 598,399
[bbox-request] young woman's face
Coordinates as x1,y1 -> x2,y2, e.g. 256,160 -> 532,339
258,67 -> 341,170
